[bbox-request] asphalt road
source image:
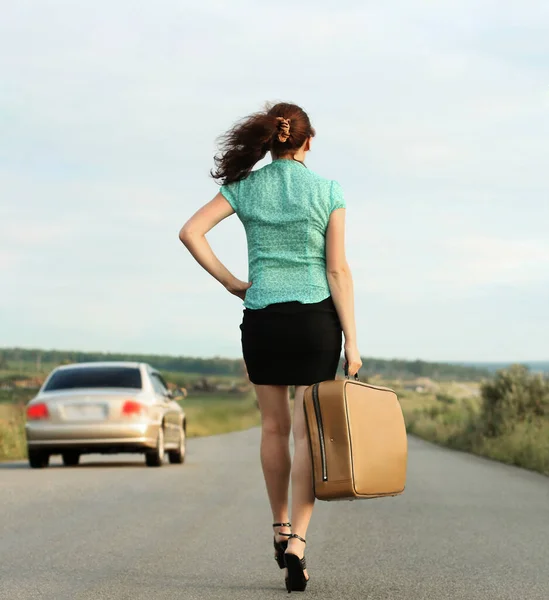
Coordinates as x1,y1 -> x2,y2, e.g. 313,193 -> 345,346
1,429 -> 548,600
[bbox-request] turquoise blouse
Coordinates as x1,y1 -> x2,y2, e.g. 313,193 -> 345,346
220,159 -> 346,310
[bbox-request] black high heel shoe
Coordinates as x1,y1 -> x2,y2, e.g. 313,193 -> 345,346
273,522 -> 292,569
285,533 -> 309,593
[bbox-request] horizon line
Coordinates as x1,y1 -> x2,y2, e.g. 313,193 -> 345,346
1,345 -> 546,365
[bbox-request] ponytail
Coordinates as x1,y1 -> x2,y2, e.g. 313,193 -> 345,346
211,102 -> 315,185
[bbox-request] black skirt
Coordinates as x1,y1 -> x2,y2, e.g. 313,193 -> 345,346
240,296 -> 343,386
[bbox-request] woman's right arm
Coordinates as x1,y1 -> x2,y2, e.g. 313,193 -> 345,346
325,208 -> 363,377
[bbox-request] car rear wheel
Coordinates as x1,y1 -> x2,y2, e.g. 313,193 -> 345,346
28,449 -> 50,469
145,427 -> 165,467
62,452 -> 80,467
168,426 -> 186,464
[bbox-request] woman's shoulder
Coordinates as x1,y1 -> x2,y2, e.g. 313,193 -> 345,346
305,168 -> 343,192
305,169 -> 345,210
237,163 -> 272,187
309,169 -> 333,182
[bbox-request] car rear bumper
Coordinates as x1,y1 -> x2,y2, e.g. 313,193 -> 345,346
25,422 -> 159,451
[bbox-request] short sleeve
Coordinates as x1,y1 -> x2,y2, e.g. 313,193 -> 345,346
330,180 -> 346,212
220,181 -> 240,212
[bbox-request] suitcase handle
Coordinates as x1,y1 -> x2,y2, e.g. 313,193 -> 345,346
344,362 -> 360,381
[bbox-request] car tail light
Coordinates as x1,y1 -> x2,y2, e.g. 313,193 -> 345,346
122,400 -> 146,417
27,403 -> 49,420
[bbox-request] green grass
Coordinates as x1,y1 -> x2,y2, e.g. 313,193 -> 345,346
401,388 -> 549,476
0,403 -> 27,462
0,388 -> 38,404
0,392 -> 260,462
182,394 -> 260,437
472,420 -> 549,474
162,371 -> 243,388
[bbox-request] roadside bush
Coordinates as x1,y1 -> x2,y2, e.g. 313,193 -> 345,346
402,366 -> 549,476
480,365 -> 549,437
436,393 -> 456,405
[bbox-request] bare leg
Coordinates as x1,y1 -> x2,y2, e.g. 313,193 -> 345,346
287,385 -> 313,578
255,384 -> 292,543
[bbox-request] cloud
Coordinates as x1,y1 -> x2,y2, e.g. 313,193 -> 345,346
442,237 -> 549,287
0,252 -> 17,270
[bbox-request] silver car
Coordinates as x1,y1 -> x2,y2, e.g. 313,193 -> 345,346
25,362 -> 187,468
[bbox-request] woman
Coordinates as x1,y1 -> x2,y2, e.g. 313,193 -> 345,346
179,102 -> 361,592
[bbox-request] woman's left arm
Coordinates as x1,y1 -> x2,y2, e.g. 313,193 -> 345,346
179,192 -> 251,300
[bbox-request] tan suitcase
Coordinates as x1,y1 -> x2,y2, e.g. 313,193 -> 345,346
303,379 -> 407,501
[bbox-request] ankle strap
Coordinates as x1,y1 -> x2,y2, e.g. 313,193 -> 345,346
273,522 -> 291,528
287,533 -> 306,544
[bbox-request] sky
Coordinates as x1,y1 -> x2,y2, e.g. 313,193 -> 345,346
1,1 -> 548,362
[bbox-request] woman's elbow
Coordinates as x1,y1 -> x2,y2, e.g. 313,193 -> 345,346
178,224 -> 194,246
327,262 -> 350,278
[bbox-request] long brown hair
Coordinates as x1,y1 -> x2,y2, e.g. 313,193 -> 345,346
211,102 -> 316,185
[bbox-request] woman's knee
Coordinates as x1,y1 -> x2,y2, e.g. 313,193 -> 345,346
262,416 -> 291,438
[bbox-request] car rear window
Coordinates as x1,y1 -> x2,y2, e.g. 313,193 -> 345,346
44,367 -> 142,391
